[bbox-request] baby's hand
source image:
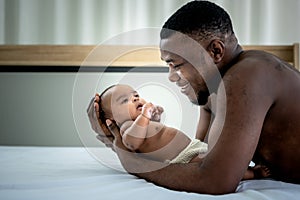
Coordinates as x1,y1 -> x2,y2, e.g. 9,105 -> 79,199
141,102 -> 155,120
151,105 -> 164,122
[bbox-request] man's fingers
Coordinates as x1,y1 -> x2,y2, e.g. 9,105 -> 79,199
87,94 -> 108,137
106,119 -> 119,138
106,119 -> 128,151
87,94 -> 117,152
87,93 -> 100,113
94,102 -> 100,119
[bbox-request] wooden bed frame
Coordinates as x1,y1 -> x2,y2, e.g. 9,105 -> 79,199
0,44 -> 299,71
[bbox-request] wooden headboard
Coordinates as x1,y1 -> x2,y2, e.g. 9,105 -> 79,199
0,44 -> 299,71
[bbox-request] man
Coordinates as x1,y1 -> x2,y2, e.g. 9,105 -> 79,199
88,0 -> 300,194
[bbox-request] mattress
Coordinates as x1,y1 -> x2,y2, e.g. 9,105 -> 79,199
0,146 -> 299,200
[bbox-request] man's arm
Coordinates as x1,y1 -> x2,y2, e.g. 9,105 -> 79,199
88,65 -> 275,194
196,94 -> 217,142
196,105 -> 212,142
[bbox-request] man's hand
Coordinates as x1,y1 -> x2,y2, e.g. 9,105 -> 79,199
87,93 -> 115,149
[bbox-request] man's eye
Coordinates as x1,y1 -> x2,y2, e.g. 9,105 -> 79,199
173,64 -> 181,69
173,63 -> 185,70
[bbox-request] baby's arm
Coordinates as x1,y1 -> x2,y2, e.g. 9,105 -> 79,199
120,103 -> 154,151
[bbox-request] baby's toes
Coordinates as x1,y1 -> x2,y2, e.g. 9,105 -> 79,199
263,167 -> 271,176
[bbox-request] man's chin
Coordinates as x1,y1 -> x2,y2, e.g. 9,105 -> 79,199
184,89 -> 209,106
187,96 -> 198,105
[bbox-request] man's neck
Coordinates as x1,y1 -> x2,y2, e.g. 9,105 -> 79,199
218,43 -> 243,76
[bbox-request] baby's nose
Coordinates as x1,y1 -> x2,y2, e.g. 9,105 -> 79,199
132,95 -> 139,102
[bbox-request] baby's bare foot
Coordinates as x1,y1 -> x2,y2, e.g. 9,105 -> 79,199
253,165 -> 271,178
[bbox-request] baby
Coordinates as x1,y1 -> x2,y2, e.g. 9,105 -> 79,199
97,84 -> 270,179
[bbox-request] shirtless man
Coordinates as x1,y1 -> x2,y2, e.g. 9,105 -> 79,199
88,0 -> 300,194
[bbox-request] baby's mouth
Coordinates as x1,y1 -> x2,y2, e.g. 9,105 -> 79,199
137,103 -> 143,111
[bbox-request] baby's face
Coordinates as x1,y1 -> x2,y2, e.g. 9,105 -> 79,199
103,85 -> 146,125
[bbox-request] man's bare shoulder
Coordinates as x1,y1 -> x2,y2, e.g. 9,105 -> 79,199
227,50 -> 280,73
223,52 -> 269,86
223,50 -> 298,90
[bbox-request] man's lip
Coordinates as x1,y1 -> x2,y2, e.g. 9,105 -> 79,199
180,84 -> 189,89
180,83 -> 191,94
176,80 -> 189,88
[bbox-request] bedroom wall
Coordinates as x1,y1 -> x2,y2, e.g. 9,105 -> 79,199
0,72 -> 199,146
0,73 -> 82,146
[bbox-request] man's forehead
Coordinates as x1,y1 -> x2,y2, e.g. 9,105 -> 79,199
160,32 -> 196,48
160,33 -> 207,64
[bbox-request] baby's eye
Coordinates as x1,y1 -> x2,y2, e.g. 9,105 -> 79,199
134,93 -> 139,98
121,98 -> 128,104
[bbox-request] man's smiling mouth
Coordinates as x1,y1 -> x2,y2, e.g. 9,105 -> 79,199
180,83 -> 190,94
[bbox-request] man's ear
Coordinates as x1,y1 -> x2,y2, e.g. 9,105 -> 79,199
207,39 -> 225,63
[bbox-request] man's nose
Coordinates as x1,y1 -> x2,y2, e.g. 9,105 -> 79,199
168,68 -> 180,82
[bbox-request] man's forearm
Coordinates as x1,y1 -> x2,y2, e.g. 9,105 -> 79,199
116,148 -> 236,194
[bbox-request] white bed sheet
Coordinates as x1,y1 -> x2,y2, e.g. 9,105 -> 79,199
0,146 -> 299,200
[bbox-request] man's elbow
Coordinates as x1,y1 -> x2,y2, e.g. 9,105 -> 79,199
186,171 -> 239,195
206,184 -> 237,195
169,176 -> 237,195
200,177 -> 240,195
188,182 -> 237,195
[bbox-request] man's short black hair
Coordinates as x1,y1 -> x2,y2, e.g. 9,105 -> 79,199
161,0 -> 234,41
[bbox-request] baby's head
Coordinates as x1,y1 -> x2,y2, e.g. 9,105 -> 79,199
99,84 -> 147,128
